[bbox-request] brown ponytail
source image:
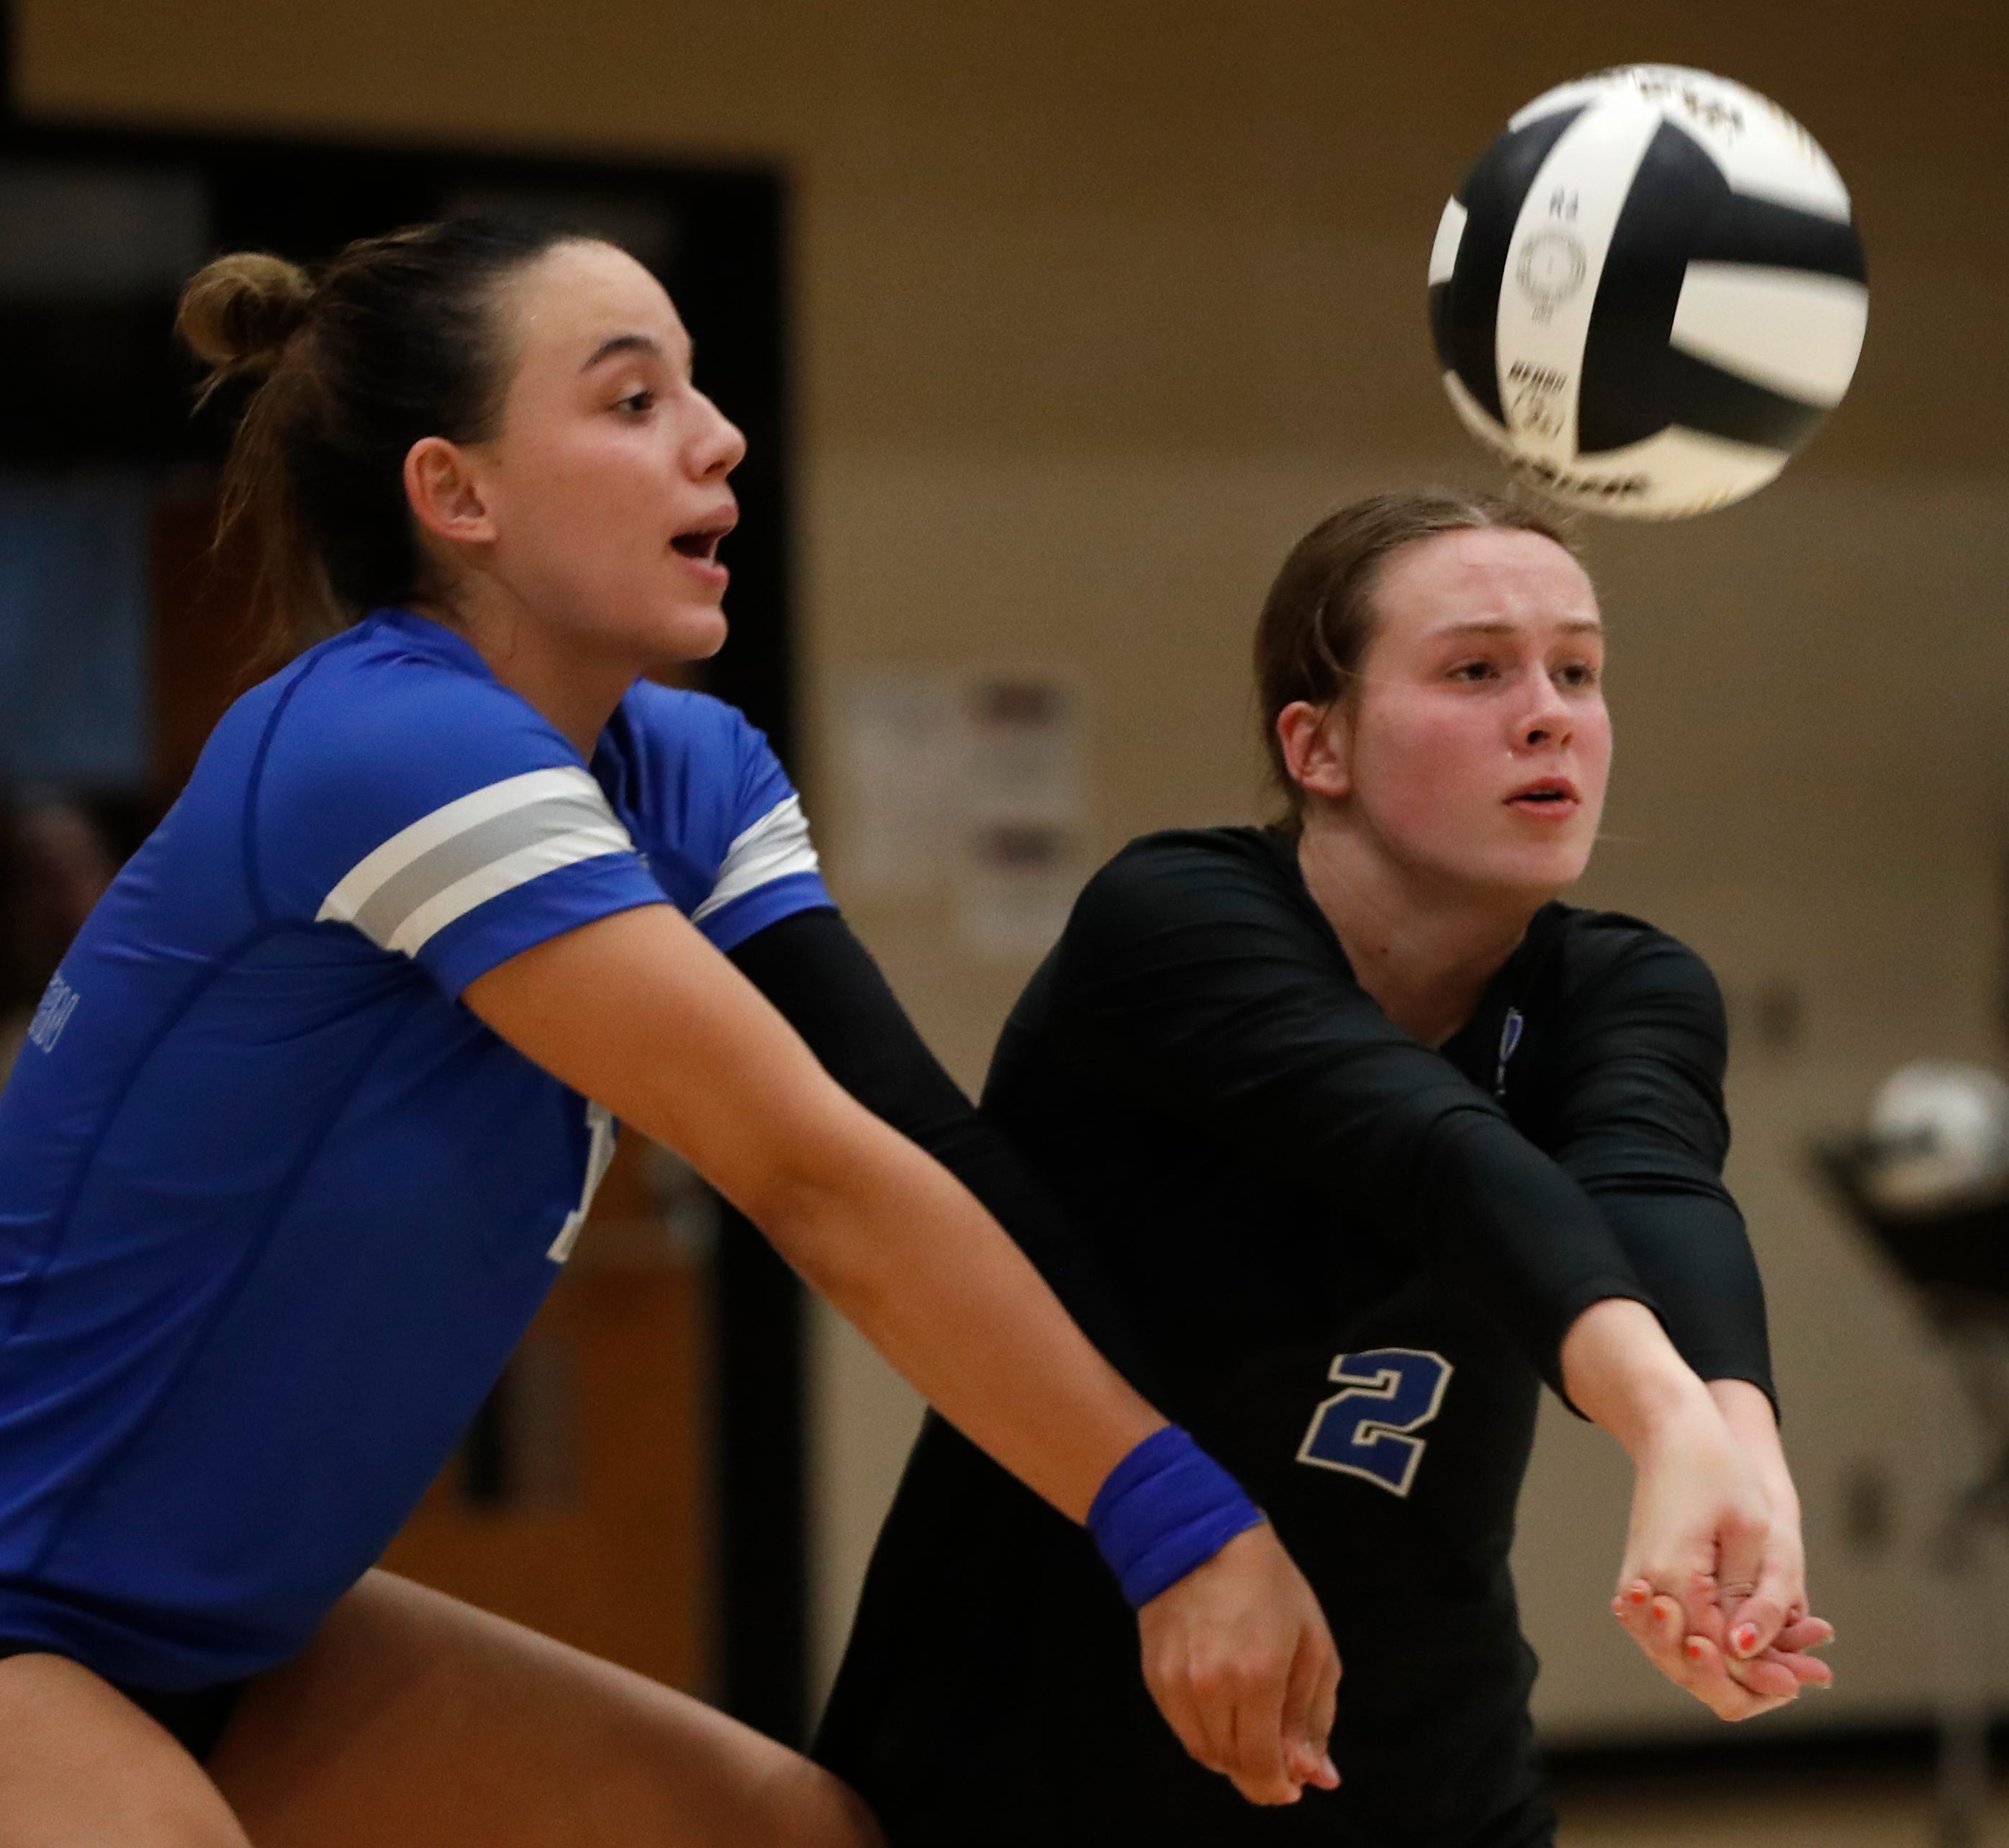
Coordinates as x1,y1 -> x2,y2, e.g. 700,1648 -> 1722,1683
176,219 -> 589,657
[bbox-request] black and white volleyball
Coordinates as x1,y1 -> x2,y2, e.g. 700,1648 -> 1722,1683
1428,66 -> 1868,518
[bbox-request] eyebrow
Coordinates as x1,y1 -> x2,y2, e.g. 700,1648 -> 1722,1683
1433,617 -> 1603,638
581,333 -> 691,372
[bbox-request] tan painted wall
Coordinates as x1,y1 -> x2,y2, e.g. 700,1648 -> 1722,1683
22,0 -> 2009,1738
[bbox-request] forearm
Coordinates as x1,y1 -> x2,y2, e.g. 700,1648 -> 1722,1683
728,909 -> 1159,1389
467,904 -> 1164,1526
758,1101 -> 1162,1522
1561,1297 -> 1720,1461
1575,1189 -> 1774,1405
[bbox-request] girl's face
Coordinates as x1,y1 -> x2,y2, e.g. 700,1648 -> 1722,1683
470,239 -> 745,666
1324,527 -> 1612,903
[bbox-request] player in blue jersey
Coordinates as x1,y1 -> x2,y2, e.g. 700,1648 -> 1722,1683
0,220 -> 1348,1848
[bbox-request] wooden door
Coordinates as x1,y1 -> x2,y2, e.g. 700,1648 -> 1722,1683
378,1140 -> 717,1692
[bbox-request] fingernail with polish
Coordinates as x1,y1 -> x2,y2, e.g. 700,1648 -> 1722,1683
1684,1638 -> 1706,1662
1627,1585 -> 1650,1606
1732,1623 -> 1758,1656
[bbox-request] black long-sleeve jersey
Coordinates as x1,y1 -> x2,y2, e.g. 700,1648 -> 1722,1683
809,827 -> 1771,1848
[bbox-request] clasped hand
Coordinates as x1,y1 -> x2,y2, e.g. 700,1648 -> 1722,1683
1610,1382 -> 1833,1719
1135,1522 -> 1342,1806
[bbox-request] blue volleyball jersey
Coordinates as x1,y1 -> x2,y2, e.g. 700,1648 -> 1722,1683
0,608 -> 831,1688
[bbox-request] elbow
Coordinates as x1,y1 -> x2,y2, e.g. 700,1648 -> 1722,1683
731,1140 -> 895,1315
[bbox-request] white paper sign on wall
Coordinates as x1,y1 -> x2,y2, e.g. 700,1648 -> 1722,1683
829,667 -> 1090,958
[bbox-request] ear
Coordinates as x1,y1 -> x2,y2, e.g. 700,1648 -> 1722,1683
1276,699 -> 1351,803
403,436 -> 497,548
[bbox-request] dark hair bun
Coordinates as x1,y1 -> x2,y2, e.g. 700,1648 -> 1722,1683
176,251 -> 315,382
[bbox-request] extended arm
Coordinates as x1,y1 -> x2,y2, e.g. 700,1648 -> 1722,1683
726,906 -> 1157,1392
469,903 -> 1152,1520
1038,836 -> 1656,1390
1543,934 -> 1773,1399
467,901 -> 1339,1803
1536,934 -> 1829,1705
1041,837 -> 1809,1707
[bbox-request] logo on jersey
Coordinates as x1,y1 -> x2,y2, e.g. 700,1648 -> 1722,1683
547,1101 -> 618,1264
1494,1006 -> 1525,1098
27,974 -> 80,1054
1296,1348 -> 1453,1497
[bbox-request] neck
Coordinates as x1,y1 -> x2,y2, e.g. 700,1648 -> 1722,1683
1295,808 -> 1544,1047
410,577 -> 640,762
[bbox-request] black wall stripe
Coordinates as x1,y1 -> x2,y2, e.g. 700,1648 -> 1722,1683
1577,119 -> 1728,453
1435,105 -> 1585,425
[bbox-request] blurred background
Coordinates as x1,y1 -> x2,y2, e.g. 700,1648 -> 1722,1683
1,2 -> 2005,1841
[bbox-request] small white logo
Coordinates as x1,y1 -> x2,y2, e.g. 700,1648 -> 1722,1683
548,1101 -> 618,1264
27,975 -> 80,1053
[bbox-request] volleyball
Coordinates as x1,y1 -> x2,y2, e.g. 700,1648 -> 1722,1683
1427,66 -> 1869,519
1862,1063 -> 2009,1214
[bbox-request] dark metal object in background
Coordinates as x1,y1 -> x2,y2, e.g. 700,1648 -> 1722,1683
1815,1142 -> 2009,1848
0,75 -> 811,1740
1817,1137 -> 2009,1304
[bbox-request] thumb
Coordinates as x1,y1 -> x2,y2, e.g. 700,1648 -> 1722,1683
1723,1542 -> 1792,1662
1281,1623 -> 1341,1792
1724,1588 -> 1789,1663
1713,1504 -> 1771,1654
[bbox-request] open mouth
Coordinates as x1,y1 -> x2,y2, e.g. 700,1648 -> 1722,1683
670,505 -> 738,564
671,524 -> 731,564
1507,779 -> 1579,812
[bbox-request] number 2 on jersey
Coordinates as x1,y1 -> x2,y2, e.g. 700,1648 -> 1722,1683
1296,1348 -> 1453,1497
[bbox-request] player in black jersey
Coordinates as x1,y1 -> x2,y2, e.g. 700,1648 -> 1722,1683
811,492 -> 1834,1847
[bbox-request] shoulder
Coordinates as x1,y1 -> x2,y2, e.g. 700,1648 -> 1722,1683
617,682 -> 775,777
611,682 -> 795,822
609,684 -> 829,950
1543,905 -> 1727,1040
618,680 -> 760,753
1058,826 -> 1335,982
1077,826 -> 1304,924
249,617 -> 615,920
262,616 -> 577,796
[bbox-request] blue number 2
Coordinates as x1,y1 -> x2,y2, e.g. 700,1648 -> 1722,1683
1295,1348 -> 1453,1497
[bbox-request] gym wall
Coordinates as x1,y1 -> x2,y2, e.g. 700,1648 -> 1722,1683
19,0 -> 2006,1742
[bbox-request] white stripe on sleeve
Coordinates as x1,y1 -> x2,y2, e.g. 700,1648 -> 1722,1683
319,768 -> 604,925
384,821 -> 638,957
690,794 -> 822,926
318,765 -> 639,956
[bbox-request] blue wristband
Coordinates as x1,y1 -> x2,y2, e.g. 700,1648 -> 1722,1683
1087,1425 -> 1265,1610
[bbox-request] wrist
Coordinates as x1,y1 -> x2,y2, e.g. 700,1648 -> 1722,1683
1710,1379 -> 1800,1516
1087,1425 -> 1265,1609
1618,1376 -> 1726,1467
